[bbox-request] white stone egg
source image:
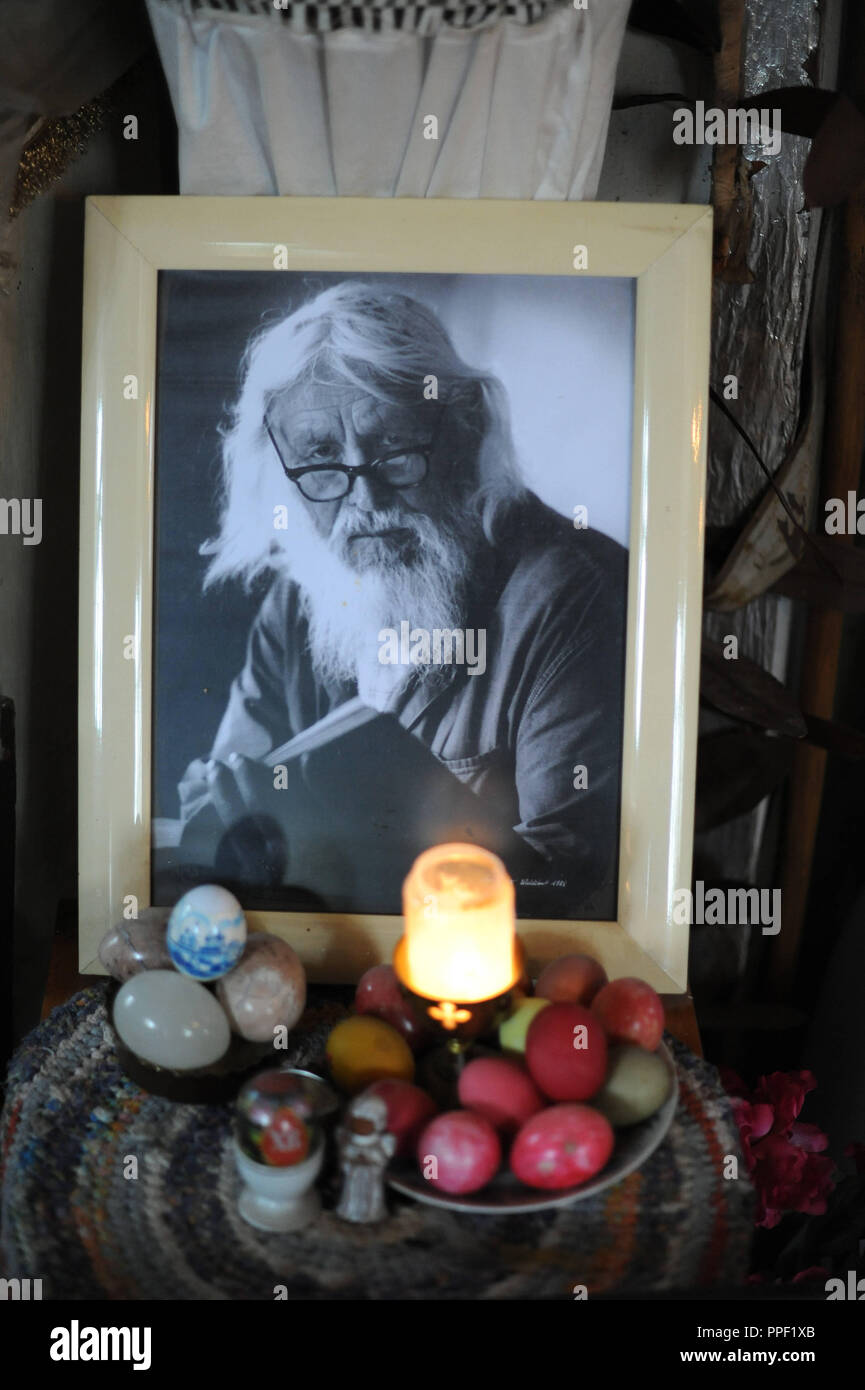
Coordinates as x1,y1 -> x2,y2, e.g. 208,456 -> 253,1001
113,970 -> 231,1071
167,884 -> 247,981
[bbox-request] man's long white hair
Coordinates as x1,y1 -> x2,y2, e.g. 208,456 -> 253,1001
200,280 -> 526,590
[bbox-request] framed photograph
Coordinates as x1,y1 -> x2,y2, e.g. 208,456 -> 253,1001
79,196 -> 711,991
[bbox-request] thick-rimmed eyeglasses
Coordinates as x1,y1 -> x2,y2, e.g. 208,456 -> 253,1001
264,405 -> 446,503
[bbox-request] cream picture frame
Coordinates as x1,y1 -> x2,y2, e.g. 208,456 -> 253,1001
79,196 -> 712,991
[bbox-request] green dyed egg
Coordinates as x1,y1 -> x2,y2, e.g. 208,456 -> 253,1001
593,1043 -> 671,1127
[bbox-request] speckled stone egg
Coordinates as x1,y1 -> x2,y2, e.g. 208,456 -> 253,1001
216,932 -> 306,1042
113,970 -> 230,1071
98,908 -> 173,982
167,884 -> 247,981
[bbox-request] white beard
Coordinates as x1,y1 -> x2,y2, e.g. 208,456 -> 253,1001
275,493 -> 480,709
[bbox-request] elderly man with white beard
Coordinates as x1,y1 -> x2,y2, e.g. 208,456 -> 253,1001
177,281 -> 628,919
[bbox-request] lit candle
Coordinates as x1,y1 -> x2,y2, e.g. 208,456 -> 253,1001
401,844 -> 517,1003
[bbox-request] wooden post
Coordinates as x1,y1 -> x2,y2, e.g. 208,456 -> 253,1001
712,0 -> 753,282
771,18 -> 865,997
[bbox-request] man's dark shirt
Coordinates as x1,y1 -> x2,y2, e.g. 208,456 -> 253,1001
183,492 -> 628,917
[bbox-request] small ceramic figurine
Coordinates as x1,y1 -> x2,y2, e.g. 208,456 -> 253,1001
335,1091 -> 397,1224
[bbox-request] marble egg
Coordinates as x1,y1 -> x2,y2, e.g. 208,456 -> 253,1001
216,932 -> 306,1042
99,909 -> 173,982
167,884 -> 247,981
113,970 -> 231,1071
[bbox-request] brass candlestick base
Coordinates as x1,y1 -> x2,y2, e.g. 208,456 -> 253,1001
392,936 -> 528,1096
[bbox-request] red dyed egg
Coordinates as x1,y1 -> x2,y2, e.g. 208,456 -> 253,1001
416,1111 -> 501,1194
525,1002 -> 608,1101
535,953 -> 608,1006
363,1079 -> 437,1158
354,964 -> 428,1050
591,978 -> 665,1052
457,1057 -> 544,1135
510,1104 -> 614,1190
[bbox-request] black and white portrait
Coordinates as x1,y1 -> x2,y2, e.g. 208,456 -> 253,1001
151,271 -> 634,920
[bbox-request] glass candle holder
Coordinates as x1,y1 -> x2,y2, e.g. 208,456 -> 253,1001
393,845 -> 524,1086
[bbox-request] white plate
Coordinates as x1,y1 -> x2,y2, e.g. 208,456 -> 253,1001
387,1041 -> 678,1214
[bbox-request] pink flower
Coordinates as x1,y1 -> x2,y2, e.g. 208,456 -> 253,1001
722,1067 -> 836,1228
753,1071 -> 816,1133
795,1153 -> 836,1216
752,1134 -> 807,1227
790,1122 -> 829,1153
719,1066 -> 750,1100
730,1097 -> 774,1172
747,1267 -> 830,1287
749,1134 -> 836,1227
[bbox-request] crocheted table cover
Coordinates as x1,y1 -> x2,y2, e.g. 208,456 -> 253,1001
1,985 -> 754,1299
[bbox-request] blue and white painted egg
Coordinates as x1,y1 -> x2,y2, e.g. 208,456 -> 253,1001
167,884 -> 247,981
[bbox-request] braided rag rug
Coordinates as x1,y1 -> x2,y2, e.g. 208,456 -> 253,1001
1,985 -> 754,1299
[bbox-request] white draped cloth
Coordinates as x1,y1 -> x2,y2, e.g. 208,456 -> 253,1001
146,0 -> 630,198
